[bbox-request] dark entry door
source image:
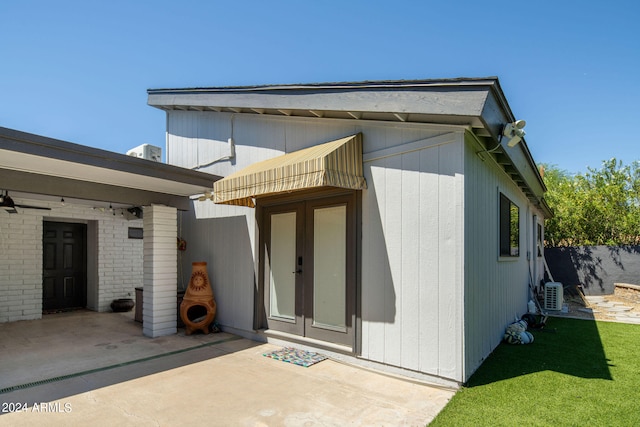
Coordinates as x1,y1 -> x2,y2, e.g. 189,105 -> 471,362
43,222 -> 87,311
262,192 -> 356,347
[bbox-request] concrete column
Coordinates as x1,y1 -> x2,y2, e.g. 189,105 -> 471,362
142,205 -> 177,337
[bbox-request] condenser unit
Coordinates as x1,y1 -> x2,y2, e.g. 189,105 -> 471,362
126,144 -> 161,162
544,282 -> 563,311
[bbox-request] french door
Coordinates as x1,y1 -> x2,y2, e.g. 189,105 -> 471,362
262,192 -> 356,347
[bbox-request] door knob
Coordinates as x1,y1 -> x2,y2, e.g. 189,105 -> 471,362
293,269 -> 302,274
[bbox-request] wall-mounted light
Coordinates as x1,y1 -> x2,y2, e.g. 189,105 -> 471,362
198,190 -> 214,202
475,119 -> 527,160
127,207 -> 143,219
503,120 -> 526,147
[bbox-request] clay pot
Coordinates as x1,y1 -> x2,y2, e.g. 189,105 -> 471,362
180,262 -> 217,335
111,298 -> 135,312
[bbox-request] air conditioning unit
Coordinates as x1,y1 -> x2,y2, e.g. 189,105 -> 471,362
544,282 -> 563,311
126,144 -> 161,162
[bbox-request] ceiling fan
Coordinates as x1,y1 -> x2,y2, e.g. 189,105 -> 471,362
0,191 -> 52,214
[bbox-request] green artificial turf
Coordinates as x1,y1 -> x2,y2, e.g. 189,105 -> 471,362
430,317 -> 640,426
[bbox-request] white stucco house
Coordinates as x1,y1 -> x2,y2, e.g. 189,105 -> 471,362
146,77 -> 552,387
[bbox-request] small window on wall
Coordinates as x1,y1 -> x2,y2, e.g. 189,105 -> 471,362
537,223 -> 543,257
499,193 -> 519,257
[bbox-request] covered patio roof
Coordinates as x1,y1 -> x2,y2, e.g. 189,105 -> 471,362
0,127 -> 221,210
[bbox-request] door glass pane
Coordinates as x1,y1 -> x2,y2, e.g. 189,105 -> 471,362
313,205 -> 346,330
269,212 -> 296,320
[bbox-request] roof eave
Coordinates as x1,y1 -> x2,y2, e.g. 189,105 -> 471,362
0,127 -> 221,209
147,77 -> 548,212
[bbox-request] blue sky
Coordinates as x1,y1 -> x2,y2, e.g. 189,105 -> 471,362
1,1 -> 638,174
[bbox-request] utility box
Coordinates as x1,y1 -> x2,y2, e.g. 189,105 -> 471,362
126,144 -> 162,162
544,282 -> 564,311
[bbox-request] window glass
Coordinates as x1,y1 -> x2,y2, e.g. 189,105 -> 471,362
500,193 -> 519,257
537,223 -> 543,257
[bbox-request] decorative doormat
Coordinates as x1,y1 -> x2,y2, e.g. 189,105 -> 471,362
262,347 -> 327,367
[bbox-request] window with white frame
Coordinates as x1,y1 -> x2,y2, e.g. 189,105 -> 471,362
499,193 -> 519,257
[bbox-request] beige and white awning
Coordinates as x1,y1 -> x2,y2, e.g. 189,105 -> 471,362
213,134 -> 366,207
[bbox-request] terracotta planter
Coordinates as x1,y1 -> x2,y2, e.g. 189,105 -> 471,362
111,298 -> 135,312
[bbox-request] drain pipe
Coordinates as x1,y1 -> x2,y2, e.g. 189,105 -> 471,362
192,114 -> 237,170
193,137 -> 235,170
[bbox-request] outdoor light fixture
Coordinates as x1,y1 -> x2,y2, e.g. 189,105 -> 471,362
476,119 -> 527,159
503,120 -> 526,147
127,207 -> 143,219
198,190 -> 214,202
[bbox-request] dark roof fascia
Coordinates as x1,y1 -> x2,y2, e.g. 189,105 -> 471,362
0,126 -> 221,187
484,81 -> 547,193
147,77 -> 501,95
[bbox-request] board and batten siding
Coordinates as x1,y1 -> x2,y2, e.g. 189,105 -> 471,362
166,110 -> 466,382
463,132 -> 546,381
177,203 -> 256,333
361,133 -> 465,383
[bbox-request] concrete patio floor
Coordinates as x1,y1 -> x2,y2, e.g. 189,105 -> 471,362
0,310 -> 455,426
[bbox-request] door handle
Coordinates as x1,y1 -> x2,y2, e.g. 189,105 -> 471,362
293,256 -> 303,274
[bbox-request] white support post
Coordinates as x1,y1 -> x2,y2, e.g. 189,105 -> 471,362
142,205 -> 178,337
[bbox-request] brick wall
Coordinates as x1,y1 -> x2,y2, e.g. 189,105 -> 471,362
0,199 -> 144,323
97,219 -> 144,311
0,214 -> 42,322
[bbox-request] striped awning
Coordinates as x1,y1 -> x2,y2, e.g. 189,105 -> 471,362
213,133 -> 366,207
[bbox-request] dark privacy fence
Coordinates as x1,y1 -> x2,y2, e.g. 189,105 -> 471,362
544,246 -> 640,295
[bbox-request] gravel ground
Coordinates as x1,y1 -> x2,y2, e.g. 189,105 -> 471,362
545,286 -> 640,323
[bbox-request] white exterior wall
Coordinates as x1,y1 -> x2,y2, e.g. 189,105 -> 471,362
178,204 -> 256,332
0,214 -> 42,322
142,205 -> 177,337
463,133 -> 547,381
166,110 -> 466,382
361,132 -> 465,382
0,199 -> 143,323
96,216 -> 144,311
